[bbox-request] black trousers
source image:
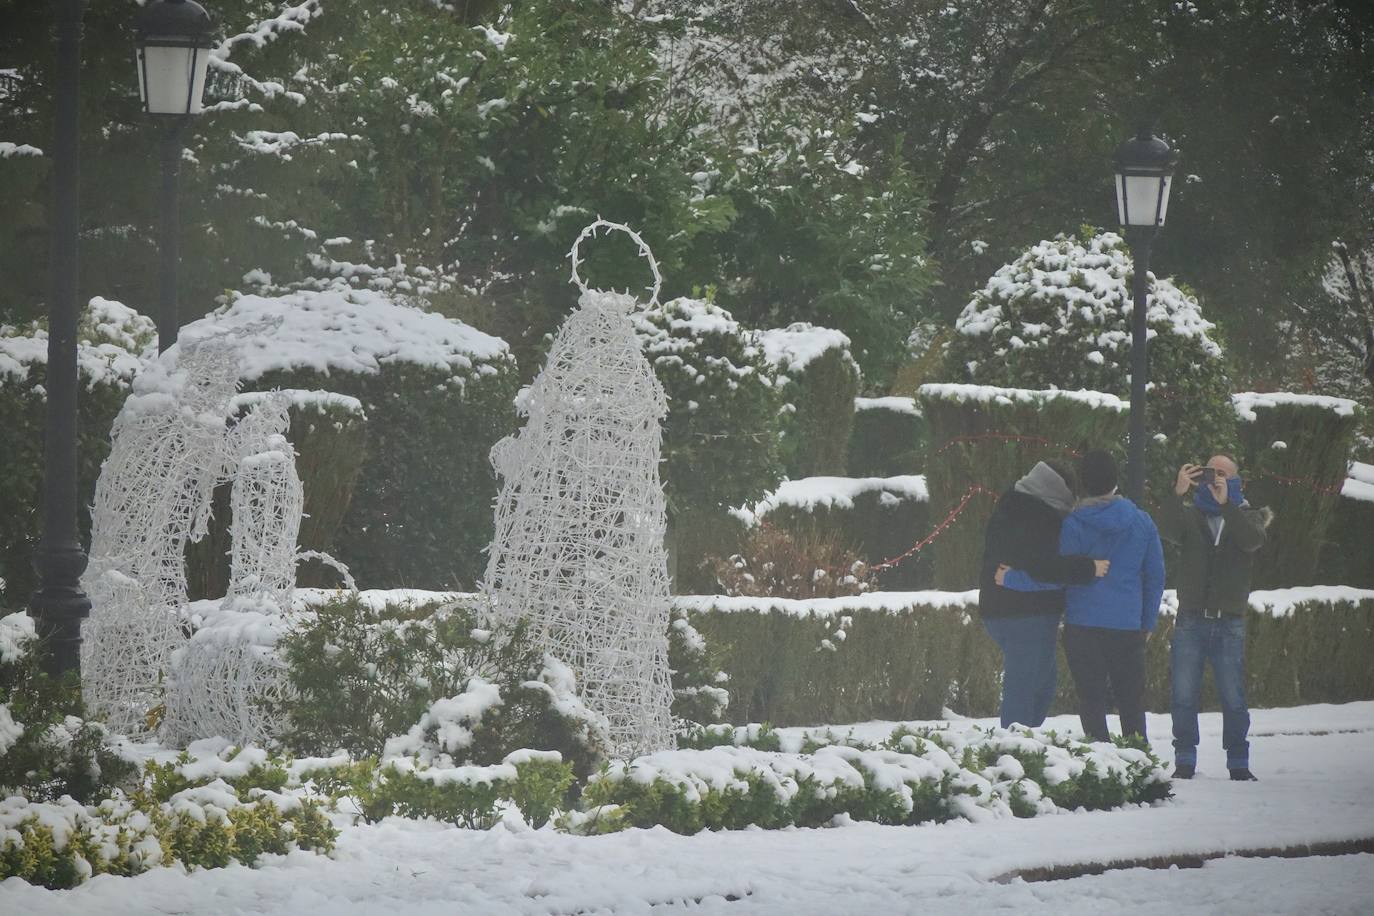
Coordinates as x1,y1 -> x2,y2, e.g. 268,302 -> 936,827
1062,623 -> 1148,742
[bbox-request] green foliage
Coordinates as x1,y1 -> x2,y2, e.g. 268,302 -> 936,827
848,400 -> 927,478
272,596 -> 606,781
667,611 -> 731,729
248,355 -> 518,590
682,594 -> 1374,727
572,721 -> 1167,835
942,232 -> 1238,511
1236,399 -> 1363,588
917,384 -> 1130,589
0,614 -> 140,804
766,333 -> 861,478
633,297 -> 784,590
704,522 -> 877,600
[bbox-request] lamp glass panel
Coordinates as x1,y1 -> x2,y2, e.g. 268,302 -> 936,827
1155,174 -> 1173,226
139,42 -> 209,115
1121,173 -> 1165,227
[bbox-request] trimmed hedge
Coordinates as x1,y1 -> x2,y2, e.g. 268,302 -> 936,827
633,297 -> 784,591
1318,492 -> 1374,588
848,397 -> 926,477
679,590 -> 1374,727
758,324 -> 861,478
1233,393 -> 1363,588
917,384 -> 1128,590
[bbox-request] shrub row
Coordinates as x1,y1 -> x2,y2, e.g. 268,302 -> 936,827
680,589 -> 1374,726
568,722 -> 1168,835
848,396 -> 926,478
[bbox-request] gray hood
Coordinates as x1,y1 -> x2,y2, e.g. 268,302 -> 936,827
1013,461 -> 1075,515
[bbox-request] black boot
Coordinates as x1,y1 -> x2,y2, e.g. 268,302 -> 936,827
1172,764 -> 1195,779
1229,768 -> 1258,782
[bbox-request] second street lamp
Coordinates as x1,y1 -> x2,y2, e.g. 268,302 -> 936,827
1113,127 -> 1178,504
135,0 -> 213,353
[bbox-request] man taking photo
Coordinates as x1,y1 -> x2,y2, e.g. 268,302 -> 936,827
1159,455 -> 1272,782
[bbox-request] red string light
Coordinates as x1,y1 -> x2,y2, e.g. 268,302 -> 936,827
933,433 -> 1084,458
869,485 -> 998,571
1252,471 -> 1344,497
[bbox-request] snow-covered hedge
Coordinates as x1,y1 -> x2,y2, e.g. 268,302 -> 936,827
849,396 -> 925,477
917,383 -> 1128,589
945,232 -> 1238,503
1232,393 -> 1363,588
1321,462 -> 1374,588
758,323 -> 860,478
633,297 -> 784,590
571,723 -> 1168,835
0,299 -> 155,606
678,587 -> 1374,726
182,284 -> 519,589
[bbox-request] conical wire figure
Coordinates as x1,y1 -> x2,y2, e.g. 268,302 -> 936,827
484,220 -> 676,758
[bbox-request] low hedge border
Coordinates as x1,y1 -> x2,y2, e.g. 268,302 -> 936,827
679,588 -> 1374,727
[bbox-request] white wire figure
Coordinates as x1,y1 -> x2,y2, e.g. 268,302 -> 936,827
81,333 -> 246,735
483,220 -> 676,758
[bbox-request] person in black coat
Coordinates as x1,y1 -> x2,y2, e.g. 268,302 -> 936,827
979,460 -> 1108,728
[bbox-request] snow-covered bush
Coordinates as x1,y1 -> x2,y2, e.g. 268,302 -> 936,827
0,612 -> 140,805
271,595 -> 608,782
667,609 -> 731,729
1233,393 -> 1363,587
848,396 -> 926,477
757,323 -> 860,478
0,299 -> 155,605
944,231 -> 1239,503
704,523 -> 876,600
633,296 -> 784,590
182,284 -> 518,589
917,383 -> 1128,589
569,723 -> 1168,835
734,474 -> 932,591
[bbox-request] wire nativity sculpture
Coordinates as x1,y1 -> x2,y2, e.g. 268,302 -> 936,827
482,220 -> 677,758
81,326 -> 345,744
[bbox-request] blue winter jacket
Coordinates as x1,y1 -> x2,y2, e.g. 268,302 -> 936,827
1004,496 -> 1166,631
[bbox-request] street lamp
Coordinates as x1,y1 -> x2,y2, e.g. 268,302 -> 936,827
30,0 -> 90,678
135,0 -> 213,353
1113,127 -> 1177,503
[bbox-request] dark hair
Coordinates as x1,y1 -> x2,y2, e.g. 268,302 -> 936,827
1078,449 -> 1118,497
1045,458 -> 1080,497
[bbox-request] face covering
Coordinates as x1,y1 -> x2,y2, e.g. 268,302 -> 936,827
1194,475 -> 1244,516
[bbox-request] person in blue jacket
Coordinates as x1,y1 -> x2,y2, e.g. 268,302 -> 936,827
996,449 -> 1165,742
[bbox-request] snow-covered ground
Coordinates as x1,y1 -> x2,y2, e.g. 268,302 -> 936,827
5,703 -> 1372,915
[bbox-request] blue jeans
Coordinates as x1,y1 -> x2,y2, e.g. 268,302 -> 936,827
982,614 -> 1060,728
1171,613 -> 1250,769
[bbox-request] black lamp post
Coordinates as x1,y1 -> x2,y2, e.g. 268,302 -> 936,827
1113,127 -> 1177,504
135,0 -> 213,353
30,0 -> 90,678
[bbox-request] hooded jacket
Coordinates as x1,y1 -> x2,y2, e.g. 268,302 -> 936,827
1057,496 -> 1166,631
978,466 -> 1098,619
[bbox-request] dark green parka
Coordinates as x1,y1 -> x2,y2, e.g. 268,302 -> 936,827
1157,496 -> 1272,616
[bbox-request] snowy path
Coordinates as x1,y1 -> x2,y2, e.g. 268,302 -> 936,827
5,703 -> 1373,915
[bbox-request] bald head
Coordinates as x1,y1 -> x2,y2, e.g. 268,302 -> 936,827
1207,454 -> 1238,478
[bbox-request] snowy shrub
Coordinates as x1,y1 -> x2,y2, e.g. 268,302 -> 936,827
182,285 -> 519,590
917,384 -> 1129,589
848,396 -> 926,478
0,299 -> 155,605
757,323 -> 861,478
633,296 -> 784,591
569,722 -> 1167,835
736,474 -> 932,591
1320,484 -> 1374,589
186,390 -> 369,599
1233,393 -> 1363,588
0,613 -> 141,804
272,596 -> 608,781
667,610 -> 731,729
704,523 -> 876,600
944,231 -> 1239,505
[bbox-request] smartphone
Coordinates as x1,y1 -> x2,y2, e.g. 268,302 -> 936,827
1199,467 -> 1216,487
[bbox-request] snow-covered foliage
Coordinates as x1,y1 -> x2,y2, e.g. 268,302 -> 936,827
1233,391 -> 1360,423
0,297 -> 155,391
757,322 -> 861,477
736,475 -> 928,527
